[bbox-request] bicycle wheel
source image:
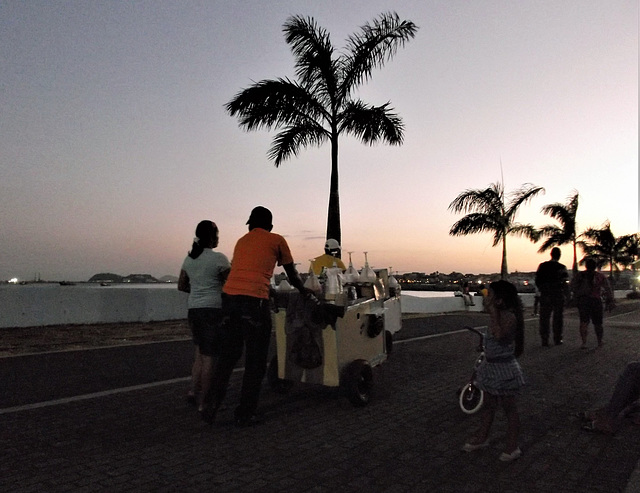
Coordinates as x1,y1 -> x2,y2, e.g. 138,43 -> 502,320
459,383 -> 484,414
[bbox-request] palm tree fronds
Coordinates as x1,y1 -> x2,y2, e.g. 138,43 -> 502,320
449,213 -> 502,244
341,12 -> 418,96
447,184 -> 504,215
283,16 -> 338,101
536,225 -> 570,253
268,124 -> 328,166
505,184 -> 545,219
510,224 -> 540,242
226,79 -> 329,131
340,100 -> 404,144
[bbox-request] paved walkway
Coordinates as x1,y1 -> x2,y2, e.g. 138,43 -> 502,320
2,302 -> 639,492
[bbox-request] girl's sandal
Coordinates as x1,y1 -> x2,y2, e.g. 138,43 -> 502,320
575,411 -> 590,421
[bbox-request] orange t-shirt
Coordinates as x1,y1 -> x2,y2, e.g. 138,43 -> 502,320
223,228 -> 294,299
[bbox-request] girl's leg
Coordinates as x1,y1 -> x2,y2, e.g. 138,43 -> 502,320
501,396 -> 520,453
472,393 -> 497,443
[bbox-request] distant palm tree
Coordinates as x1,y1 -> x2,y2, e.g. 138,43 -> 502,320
578,222 -> 636,278
624,234 -> 640,290
537,190 -> 580,272
623,233 -> 640,268
449,182 -> 544,279
226,13 -> 418,244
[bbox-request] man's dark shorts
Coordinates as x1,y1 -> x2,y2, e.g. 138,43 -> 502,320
188,307 -> 223,357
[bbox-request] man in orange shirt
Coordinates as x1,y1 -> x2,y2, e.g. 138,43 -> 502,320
202,206 -> 308,426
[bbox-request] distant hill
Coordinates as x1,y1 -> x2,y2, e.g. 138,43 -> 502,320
88,273 -> 163,283
88,273 -> 124,283
122,274 -> 159,283
159,275 -> 178,283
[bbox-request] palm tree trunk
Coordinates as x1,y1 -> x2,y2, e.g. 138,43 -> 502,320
572,239 -> 578,272
500,235 -> 508,279
326,133 -> 341,244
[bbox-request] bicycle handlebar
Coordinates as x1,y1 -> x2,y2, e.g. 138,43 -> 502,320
463,326 -> 485,349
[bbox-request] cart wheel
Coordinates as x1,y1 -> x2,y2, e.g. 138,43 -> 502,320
459,383 -> 484,414
343,359 -> 373,407
385,330 -> 393,354
267,355 -> 293,394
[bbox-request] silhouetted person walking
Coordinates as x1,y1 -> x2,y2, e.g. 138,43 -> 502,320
571,257 -> 615,349
535,247 -> 568,346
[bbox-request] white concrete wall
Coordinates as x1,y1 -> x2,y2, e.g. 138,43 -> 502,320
401,290 -> 629,314
0,287 -> 629,328
0,286 -> 189,328
401,293 -> 535,314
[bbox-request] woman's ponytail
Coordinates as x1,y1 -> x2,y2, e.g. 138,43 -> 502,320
188,220 -> 218,259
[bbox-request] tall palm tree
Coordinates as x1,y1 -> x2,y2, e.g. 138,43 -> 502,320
537,190 -> 580,272
226,13 -> 418,244
578,222 -> 636,278
448,182 -> 544,279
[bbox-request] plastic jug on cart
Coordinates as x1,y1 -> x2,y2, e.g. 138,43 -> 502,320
359,252 -> 377,283
324,264 -> 344,301
277,279 -> 294,291
344,251 -> 360,283
388,268 -> 400,297
304,264 -> 323,295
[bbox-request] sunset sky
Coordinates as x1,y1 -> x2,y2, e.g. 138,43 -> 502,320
1,0 -> 638,282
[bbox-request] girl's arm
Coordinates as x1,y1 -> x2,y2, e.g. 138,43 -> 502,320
491,310 -> 517,340
177,269 -> 190,293
219,267 -> 230,284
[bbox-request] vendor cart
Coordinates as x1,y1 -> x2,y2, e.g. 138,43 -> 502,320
267,268 -> 401,406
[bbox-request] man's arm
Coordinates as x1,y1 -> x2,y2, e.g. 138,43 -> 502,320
283,262 -> 308,294
602,274 -> 615,309
534,263 -> 544,287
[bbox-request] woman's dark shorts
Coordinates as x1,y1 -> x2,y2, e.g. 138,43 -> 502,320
577,297 -> 604,326
188,307 -> 223,357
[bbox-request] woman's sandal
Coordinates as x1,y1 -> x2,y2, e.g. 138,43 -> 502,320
582,419 -> 614,434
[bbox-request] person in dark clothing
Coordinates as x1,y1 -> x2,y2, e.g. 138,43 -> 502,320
535,247 -> 569,346
579,361 -> 640,434
571,257 -> 615,349
201,206 -> 310,427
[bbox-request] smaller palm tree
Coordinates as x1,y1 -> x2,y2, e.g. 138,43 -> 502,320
537,190 -> 580,272
449,182 -> 544,279
624,234 -> 640,291
578,222 -> 636,279
617,233 -> 639,271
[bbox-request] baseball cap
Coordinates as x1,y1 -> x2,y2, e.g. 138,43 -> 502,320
246,206 -> 273,228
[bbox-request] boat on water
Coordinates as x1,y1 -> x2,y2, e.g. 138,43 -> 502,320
59,281 -> 76,286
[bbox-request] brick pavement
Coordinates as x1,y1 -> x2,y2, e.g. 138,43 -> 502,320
1,302 -> 639,492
